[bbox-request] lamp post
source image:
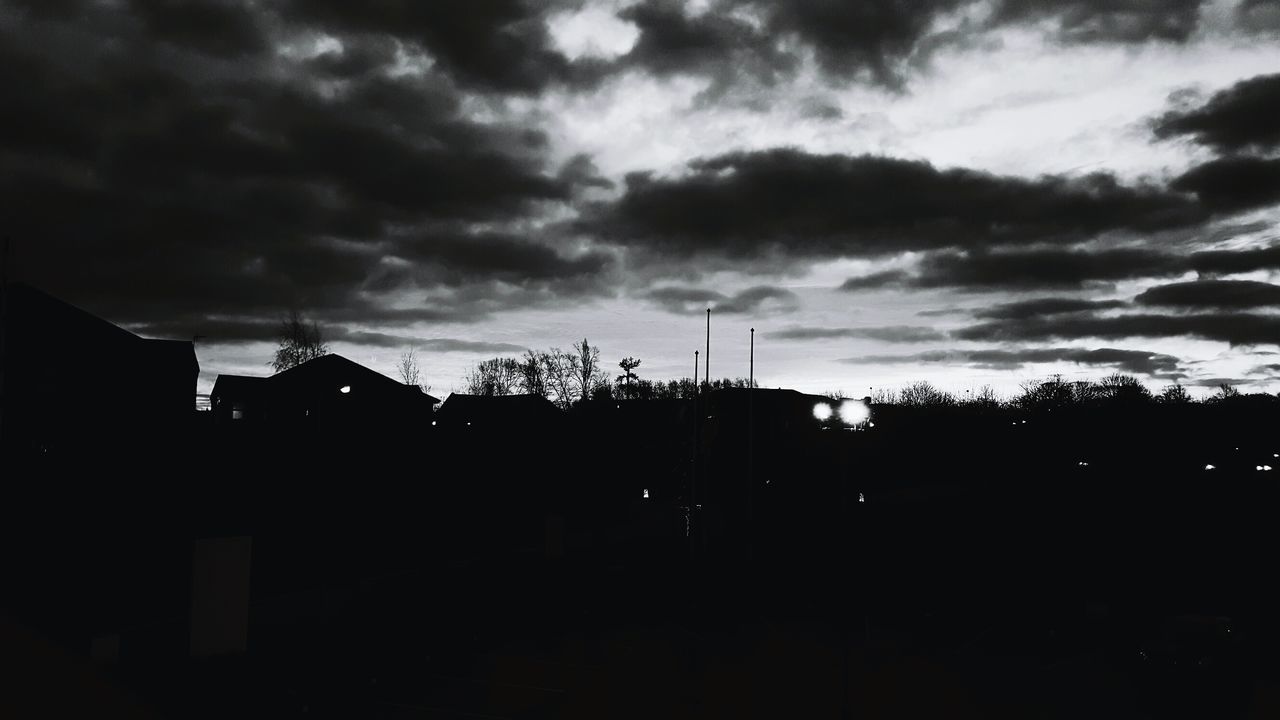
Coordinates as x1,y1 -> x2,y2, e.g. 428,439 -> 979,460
747,328 -> 755,565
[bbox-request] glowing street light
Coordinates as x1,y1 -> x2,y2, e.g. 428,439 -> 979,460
813,403 -> 833,421
838,399 -> 870,426
339,385 -> 351,394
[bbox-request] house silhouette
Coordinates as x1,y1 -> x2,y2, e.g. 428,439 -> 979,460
211,354 -> 438,440
0,282 -> 197,456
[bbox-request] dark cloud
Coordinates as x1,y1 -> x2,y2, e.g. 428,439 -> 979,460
128,0 -> 270,59
991,0 -> 1205,45
773,326 -> 947,342
1154,73 -> 1280,152
616,0 -> 795,94
584,149 -> 1202,264
911,248 -> 1183,289
839,269 -> 913,291
1189,243 -> 1280,275
279,0 -> 600,93
973,297 -> 1128,320
1249,363 -> 1280,375
955,313 -> 1280,347
0,2 -> 613,342
644,285 -> 799,315
1188,377 -> 1258,388
1135,280 -> 1280,309
417,339 -> 530,354
840,346 -> 1185,376
1171,156 -> 1280,212
608,0 -> 1208,94
848,243 -> 1280,292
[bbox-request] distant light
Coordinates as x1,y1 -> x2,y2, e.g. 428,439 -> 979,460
431,421 -> 437,426
1205,464 -> 1215,470
339,385 -> 351,394
1078,461 -> 1089,467
643,488 -> 649,499
466,422 -> 471,427
869,422 -> 875,428
1021,420 -> 1027,424
812,403 -> 833,421
838,399 -> 870,426
1266,465 -> 1274,472
858,492 -> 865,503
1257,465 -> 1265,471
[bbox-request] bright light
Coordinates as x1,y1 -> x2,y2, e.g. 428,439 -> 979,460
858,492 -> 865,503
838,399 -> 870,426
1257,465 -> 1265,471
431,421 -> 437,426
1205,464 -> 1215,470
339,385 -> 351,394
812,403 -> 833,421
643,488 -> 649,499
1078,461 -> 1089,467
1266,465 -> 1274,472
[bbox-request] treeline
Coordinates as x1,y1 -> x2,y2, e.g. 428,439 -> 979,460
461,338 -> 755,407
838,374 -> 1275,411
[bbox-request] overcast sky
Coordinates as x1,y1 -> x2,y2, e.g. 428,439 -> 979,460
4,0 -> 1280,399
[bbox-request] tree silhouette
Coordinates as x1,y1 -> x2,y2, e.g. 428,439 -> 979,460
398,347 -> 430,394
617,357 -> 641,399
568,338 -> 606,404
464,357 -> 520,396
270,309 -> 328,373
1158,383 -> 1192,404
517,350 -> 550,398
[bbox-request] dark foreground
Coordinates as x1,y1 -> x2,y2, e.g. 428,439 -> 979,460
4,397 -> 1280,718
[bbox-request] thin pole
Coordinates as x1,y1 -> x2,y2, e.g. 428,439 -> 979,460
747,327 -> 755,566
705,308 -> 711,391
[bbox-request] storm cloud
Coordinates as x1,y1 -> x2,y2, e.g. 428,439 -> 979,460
1154,73 -> 1280,153
585,150 -> 1203,264
644,285 -> 800,315
840,346 -> 1186,377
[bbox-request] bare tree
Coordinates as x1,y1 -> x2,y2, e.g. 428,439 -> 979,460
397,347 -> 431,393
271,309 -> 328,373
463,357 -> 520,396
398,347 -> 420,386
517,350 -> 550,398
568,338 -> 606,404
1158,383 -> 1192,404
541,348 -> 577,409
897,380 -> 956,408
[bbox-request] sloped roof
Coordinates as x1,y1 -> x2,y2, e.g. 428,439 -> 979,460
436,393 -> 560,424
214,354 -> 439,404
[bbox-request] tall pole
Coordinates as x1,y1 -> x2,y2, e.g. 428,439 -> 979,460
691,350 -> 699,554
747,327 -> 755,566
705,308 -> 711,391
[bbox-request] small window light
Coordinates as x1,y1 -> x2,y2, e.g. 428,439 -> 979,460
339,385 -> 351,394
